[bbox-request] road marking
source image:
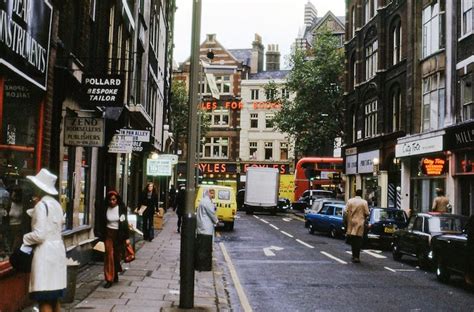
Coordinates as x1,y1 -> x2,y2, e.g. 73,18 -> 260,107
219,243 -> 253,312
384,266 -> 416,273
270,224 -> 279,230
282,218 -> 292,222
363,250 -> 387,259
263,246 -> 284,256
261,219 -> 269,224
280,231 -> 294,238
384,266 -> 397,272
296,239 -> 314,249
321,251 -> 347,264
253,216 -> 260,220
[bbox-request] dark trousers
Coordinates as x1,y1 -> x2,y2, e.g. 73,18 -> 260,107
195,234 -> 213,271
142,212 -> 154,241
350,235 -> 363,259
177,214 -> 183,231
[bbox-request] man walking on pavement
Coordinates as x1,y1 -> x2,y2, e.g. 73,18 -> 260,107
344,189 -> 369,263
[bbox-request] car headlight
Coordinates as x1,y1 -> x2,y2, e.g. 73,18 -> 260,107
428,250 -> 433,260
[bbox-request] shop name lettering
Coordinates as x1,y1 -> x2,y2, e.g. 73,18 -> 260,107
199,163 -> 226,173
0,0 -> 48,73
402,142 -> 421,154
85,78 -> 122,102
455,129 -> 474,144
243,164 -> 287,174
66,118 -> 102,142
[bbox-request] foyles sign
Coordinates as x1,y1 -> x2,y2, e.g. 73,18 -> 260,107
0,0 -> 53,90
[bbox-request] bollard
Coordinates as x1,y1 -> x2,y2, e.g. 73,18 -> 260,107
179,213 -> 196,308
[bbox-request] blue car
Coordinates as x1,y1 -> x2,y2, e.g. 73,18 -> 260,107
307,203 -> 346,238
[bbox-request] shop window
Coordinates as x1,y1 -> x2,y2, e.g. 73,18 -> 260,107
461,74 -> 473,121
457,151 -> 474,174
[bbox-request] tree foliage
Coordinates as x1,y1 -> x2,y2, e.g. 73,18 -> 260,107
170,80 -> 189,145
272,30 -> 345,157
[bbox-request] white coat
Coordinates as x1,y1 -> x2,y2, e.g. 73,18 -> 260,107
23,195 -> 67,293
196,193 -> 218,235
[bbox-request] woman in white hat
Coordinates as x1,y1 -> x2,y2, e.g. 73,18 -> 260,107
22,169 -> 66,312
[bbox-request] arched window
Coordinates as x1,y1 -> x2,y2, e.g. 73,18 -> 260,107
391,18 -> 402,65
390,85 -> 402,132
351,6 -> 356,38
350,52 -> 357,89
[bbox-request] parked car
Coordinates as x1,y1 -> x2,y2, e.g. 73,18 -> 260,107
364,207 -> 408,248
304,198 -> 344,228
277,197 -> 291,212
292,189 -> 336,211
306,203 -> 346,238
392,212 -> 468,269
431,230 -> 471,284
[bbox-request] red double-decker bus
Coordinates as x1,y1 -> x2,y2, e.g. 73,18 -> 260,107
294,157 -> 343,201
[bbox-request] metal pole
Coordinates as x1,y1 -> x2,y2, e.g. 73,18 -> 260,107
180,0 -> 201,308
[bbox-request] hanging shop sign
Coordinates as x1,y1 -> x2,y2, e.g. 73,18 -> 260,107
64,117 -> 104,147
395,135 -> 443,157
445,121 -> 474,150
157,154 -> 178,165
421,157 -> 446,176
0,0 -> 53,90
83,75 -> 124,106
147,159 -> 172,176
108,134 -> 133,153
119,129 -> 150,151
358,150 -> 379,174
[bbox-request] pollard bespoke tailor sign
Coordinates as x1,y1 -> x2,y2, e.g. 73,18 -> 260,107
83,75 -> 124,106
0,0 -> 53,90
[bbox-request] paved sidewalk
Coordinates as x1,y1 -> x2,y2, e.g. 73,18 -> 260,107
23,211 -> 233,312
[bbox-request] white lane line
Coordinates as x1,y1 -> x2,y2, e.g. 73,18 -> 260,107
321,251 -> 348,264
280,231 -> 294,238
261,219 -> 269,224
296,239 -> 314,249
384,266 -> 397,273
269,224 -> 279,230
363,250 -> 387,259
282,218 -> 292,222
253,215 -> 260,219
396,269 -> 416,272
219,243 -> 253,312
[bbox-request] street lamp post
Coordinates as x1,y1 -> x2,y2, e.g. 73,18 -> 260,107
179,0 -> 202,308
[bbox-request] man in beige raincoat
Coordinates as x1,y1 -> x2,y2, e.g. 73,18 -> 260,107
344,189 -> 369,263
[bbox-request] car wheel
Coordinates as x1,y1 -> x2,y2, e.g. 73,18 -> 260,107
246,208 -> 253,215
435,256 -> 450,283
392,242 -> 402,261
417,250 -> 429,270
304,220 -> 310,228
329,227 -> 337,239
224,221 -> 234,231
308,223 -> 315,234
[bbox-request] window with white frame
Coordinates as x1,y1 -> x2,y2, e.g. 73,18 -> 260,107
422,73 -> 445,131
392,21 -> 402,65
210,109 -> 229,127
461,74 -> 473,121
351,53 -> 357,89
351,6 -> 356,38
251,89 -> 259,100
265,113 -> 274,128
90,0 -> 97,21
462,0 -> 473,36
422,1 -> 445,58
364,0 -> 377,24
264,142 -> 273,160
265,89 -> 277,100
203,137 -> 228,159
352,112 -> 357,142
281,88 -> 290,99
280,142 -> 288,160
249,141 -> 257,160
391,87 -> 402,132
201,75 -> 231,95
365,40 -> 378,80
364,100 -> 378,138
107,6 -> 115,73
250,113 -> 258,128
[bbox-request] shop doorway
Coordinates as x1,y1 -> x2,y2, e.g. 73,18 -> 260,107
459,177 -> 474,216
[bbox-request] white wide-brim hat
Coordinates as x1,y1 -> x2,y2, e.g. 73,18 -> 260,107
27,168 -> 59,195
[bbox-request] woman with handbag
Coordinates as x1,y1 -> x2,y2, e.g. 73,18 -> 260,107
22,169 -> 67,312
98,190 -> 130,288
139,183 -> 158,242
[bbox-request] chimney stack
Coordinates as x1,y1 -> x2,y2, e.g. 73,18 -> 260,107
265,44 -> 280,71
250,34 -> 264,74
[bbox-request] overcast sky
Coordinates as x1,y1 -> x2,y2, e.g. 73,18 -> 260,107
173,0 -> 346,68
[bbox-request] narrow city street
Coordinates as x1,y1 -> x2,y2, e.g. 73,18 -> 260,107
216,212 -> 474,312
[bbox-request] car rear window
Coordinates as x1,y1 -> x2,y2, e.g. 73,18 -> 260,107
373,209 -> 407,222
429,216 -> 466,233
217,190 -> 230,201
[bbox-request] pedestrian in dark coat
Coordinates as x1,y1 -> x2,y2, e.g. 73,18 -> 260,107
97,190 -> 130,288
175,185 -> 186,233
139,183 -> 158,241
344,189 -> 369,263
169,185 -> 177,210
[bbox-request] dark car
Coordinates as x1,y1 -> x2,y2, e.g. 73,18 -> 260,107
306,203 -> 346,238
431,231 -> 472,284
392,212 -> 468,269
364,208 -> 408,248
292,189 -> 336,211
277,197 -> 291,212
304,198 -> 345,228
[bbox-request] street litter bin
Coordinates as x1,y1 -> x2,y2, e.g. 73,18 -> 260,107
61,261 -> 80,303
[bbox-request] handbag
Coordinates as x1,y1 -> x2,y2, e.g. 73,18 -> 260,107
9,247 -> 34,273
124,241 -> 135,263
134,205 -> 148,216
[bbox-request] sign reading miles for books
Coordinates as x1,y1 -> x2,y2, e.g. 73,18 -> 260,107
64,117 -> 104,147
83,74 -> 124,106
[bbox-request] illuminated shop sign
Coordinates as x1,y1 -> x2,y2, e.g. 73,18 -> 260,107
0,0 -> 53,90
242,163 -> 289,174
198,163 -> 237,173
252,102 -> 281,110
421,157 -> 446,176
200,101 -> 243,110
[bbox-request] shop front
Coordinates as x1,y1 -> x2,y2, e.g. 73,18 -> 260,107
396,133 -> 446,214
445,121 -> 474,216
0,1 -> 54,310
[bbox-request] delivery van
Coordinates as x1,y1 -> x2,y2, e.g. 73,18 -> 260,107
195,185 -> 237,230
